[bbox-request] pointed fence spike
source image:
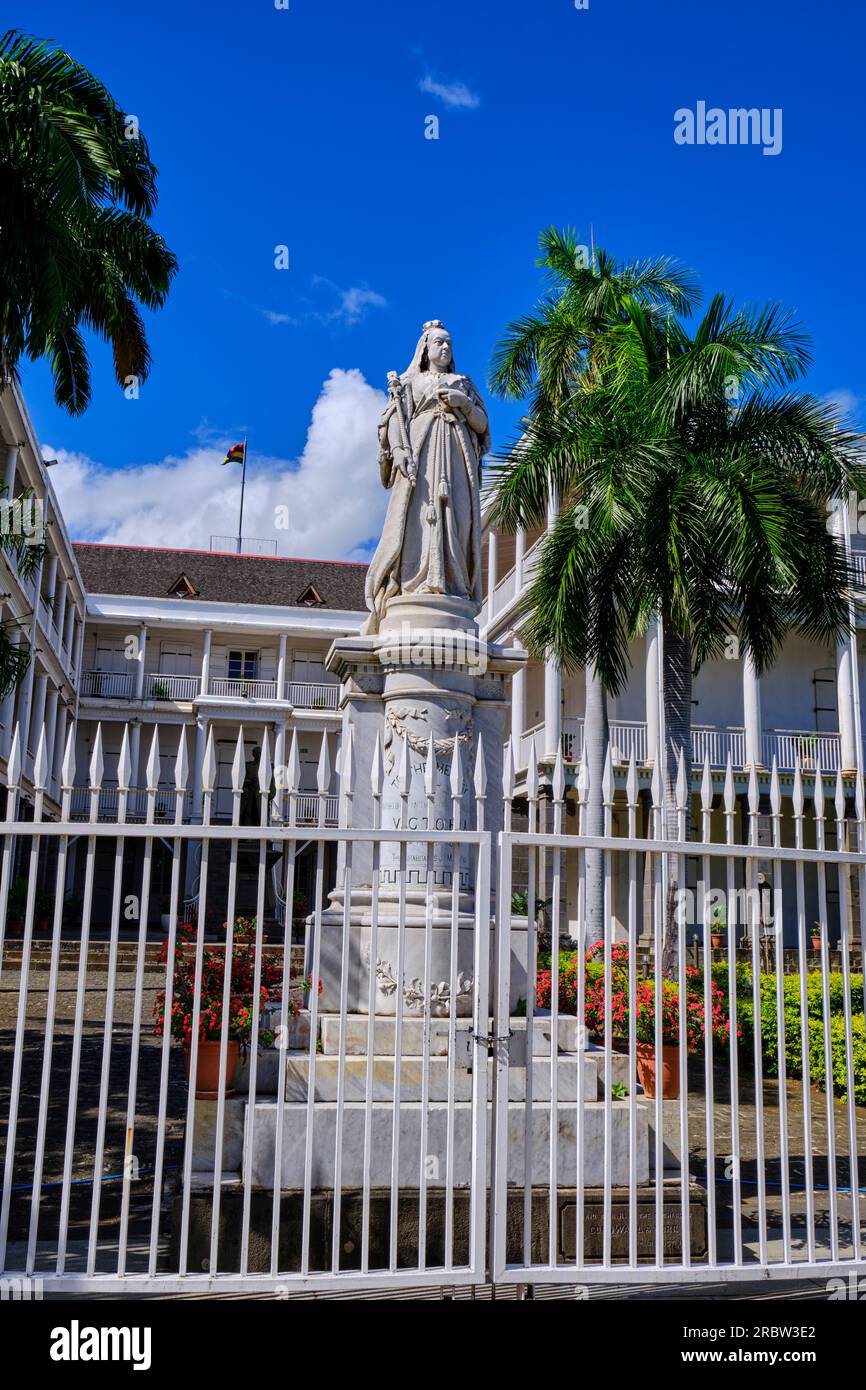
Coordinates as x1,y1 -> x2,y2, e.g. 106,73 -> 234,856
675,745 -> 688,812
6,723 -> 21,787
602,743 -> 614,805
231,727 -> 246,794
747,760 -> 759,817
341,723 -> 355,797
856,769 -> 866,825
174,726 -> 189,792
287,729 -> 300,795
473,736 -> 487,799
370,729 -> 383,799
145,725 -> 161,792
813,754 -> 825,820
61,722 -> 76,790
770,756 -> 781,818
792,757 -> 804,818
722,753 -> 735,816
201,726 -> 217,794
425,733 -> 436,797
449,735 -> 463,799
117,724 -> 132,791
525,734 -> 538,802
317,733 -> 331,796
650,755 -> 661,811
552,743 -> 565,804
258,727 -> 272,793
700,751 -> 712,813
503,738 -> 515,801
626,750 -> 638,808
33,724 -> 48,790
397,731 -> 410,796
89,724 -> 104,790
835,767 -> 846,825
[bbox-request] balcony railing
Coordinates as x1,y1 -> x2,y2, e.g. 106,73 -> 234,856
208,676 -> 278,700
145,672 -> 199,701
288,681 -> 339,710
81,670 -> 134,699
70,786 -> 192,821
516,718 -> 848,776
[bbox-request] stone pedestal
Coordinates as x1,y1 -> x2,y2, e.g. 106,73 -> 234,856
320,593 -> 525,1017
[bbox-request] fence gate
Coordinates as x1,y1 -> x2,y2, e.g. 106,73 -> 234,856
491,748 -> 866,1289
0,721 -> 491,1296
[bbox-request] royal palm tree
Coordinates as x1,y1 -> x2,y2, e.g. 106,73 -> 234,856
491,284 -> 865,971
0,29 -> 177,413
488,228 -> 699,938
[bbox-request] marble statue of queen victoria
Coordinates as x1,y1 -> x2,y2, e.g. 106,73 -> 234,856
363,321 -> 490,634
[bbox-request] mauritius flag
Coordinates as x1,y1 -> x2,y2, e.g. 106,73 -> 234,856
222,442 -> 245,466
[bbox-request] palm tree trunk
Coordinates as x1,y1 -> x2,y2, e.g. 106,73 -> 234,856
661,628 -> 693,978
584,661 -> 609,946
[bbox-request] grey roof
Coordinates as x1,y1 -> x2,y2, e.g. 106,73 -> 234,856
72,543 -> 368,612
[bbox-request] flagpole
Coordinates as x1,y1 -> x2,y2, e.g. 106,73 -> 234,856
236,436 -> 248,555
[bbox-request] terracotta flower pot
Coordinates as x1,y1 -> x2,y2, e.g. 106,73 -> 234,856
710,933 -> 723,950
635,1041 -> 679,1099
183,1039 -> 240,1097
811,936 -> 822,952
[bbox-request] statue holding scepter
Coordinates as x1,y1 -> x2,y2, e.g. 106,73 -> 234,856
363,321 -> 490,634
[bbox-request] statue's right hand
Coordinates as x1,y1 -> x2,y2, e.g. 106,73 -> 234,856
393,446 -> 412,479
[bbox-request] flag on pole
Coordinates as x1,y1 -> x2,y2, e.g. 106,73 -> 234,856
222,442 -> 246,466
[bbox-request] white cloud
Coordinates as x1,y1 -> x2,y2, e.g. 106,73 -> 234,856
47,368 -> 388,562
824,388 -> 862,423
335,286 -> 387,325
418,74 -> 480,110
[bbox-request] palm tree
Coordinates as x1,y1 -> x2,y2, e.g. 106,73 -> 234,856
488,228 -> 699,938
0,29 -> 177,413
493,282 -> 865,971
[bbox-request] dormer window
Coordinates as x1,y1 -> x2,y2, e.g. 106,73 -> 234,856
297,583 -> 324,607
168,572 -> 198,598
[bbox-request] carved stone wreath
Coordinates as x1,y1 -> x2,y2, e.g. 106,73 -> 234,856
383,702 -> 472,772
374,957 -> 473,1015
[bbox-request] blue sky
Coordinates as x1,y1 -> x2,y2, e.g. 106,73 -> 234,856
20,0 -> 866,556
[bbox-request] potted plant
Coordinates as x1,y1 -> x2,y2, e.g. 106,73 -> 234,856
34,887 -> 53,932
153,918 -> 294,1096
634,980 -> 681,1099
811,923 -> 822,952
710,903 -> 725,951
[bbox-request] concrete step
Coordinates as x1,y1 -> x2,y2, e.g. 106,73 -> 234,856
247,1099 -> 649,1190
279,1053 -> 601,1103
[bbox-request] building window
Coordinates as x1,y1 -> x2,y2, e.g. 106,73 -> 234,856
228,649 -> 259,681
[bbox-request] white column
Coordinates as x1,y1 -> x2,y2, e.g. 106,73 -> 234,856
277,633 -> 287,701
743,648 -> 763,769
511,635 -> 526,761
54,576 -> 68,643
837,634 -> 857,772
134,622 -> 147,698
29,670 -> 48,755
44,684 -> 59,792
544,655 -> 561,759
73,611 -> 85,681
200,629 -> 212,697
3,445 -> 18,497
486,529 -> 497,614
514,525 -> 525,591
0,622 -> 20,756
43,552 -> 58,621
63,594 -> 75,655
646,619 -> 660,764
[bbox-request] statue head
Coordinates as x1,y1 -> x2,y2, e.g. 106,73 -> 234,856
404,320 -> 455,375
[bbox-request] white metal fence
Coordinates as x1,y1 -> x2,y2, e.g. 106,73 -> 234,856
0,719 -> 864,1294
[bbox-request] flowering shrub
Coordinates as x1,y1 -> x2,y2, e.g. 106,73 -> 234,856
535,943 -> 735,1051
152,919 -> 316,1046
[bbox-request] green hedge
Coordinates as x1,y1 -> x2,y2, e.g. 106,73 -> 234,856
711,964 -> 865,1105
